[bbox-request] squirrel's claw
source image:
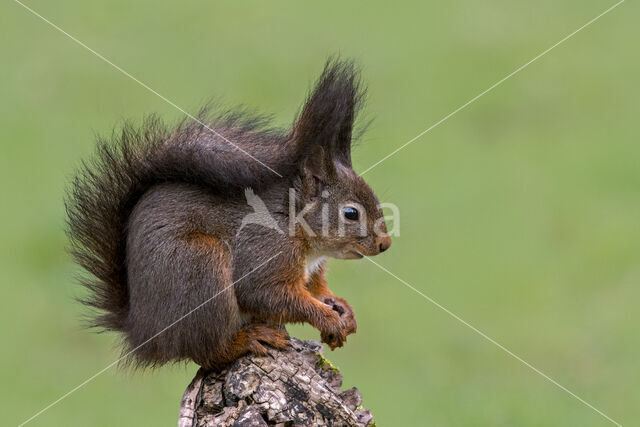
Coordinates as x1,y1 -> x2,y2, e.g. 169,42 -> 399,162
323,296 -> 357,336
321,331 -> 346,350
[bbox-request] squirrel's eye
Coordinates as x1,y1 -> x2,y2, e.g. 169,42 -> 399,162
343,207 -> 359,221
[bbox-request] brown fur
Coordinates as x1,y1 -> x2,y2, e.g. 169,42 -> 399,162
184,232 -> 222,248
66,58 -> 391,369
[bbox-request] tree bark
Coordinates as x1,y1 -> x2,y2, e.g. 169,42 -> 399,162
178,338 -> 375,426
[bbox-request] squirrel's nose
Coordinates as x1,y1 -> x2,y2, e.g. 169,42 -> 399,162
377,235 -> 391,253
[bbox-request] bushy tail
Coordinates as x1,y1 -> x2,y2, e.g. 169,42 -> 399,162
65,109 -> 297,332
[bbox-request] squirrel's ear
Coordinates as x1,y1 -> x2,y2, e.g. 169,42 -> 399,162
300,146 -> 330,199
292,58 -> 364,168
301,145 -> 329,179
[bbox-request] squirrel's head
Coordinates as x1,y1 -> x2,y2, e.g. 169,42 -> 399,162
289,58 -> 391,259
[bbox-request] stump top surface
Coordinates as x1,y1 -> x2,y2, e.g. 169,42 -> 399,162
179,339 -> 374,427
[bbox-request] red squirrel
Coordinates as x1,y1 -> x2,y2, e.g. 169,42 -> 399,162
66,59 -> 391,369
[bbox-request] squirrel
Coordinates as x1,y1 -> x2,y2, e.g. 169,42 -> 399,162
66,59 -> 391,370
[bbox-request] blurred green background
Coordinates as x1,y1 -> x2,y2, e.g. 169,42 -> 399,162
2,1 -> 638,425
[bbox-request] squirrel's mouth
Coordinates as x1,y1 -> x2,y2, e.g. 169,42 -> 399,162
344,250 -> 364,259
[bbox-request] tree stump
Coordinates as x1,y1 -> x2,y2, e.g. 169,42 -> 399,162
178,338 -> 375,426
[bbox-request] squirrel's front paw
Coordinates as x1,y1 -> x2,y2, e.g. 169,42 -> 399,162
318,308 -> 347,350
323,296 -> 357,336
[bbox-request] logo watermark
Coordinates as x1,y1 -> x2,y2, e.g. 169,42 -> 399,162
237,187 -> 400,238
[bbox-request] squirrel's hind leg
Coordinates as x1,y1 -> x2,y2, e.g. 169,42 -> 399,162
232,323 -> 291,355
126,185 -> 243,368
199,323 -> 291,369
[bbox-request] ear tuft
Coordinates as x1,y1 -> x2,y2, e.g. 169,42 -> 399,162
292,57 -> 366,168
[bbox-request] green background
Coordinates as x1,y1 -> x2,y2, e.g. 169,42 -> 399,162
2,1 -> 638,425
